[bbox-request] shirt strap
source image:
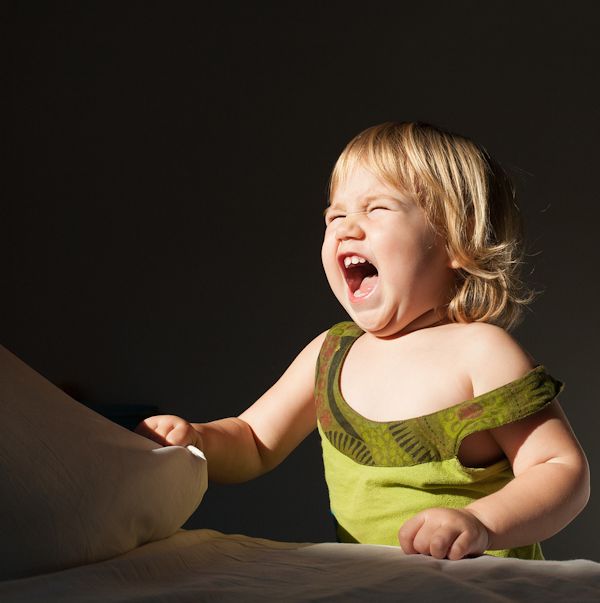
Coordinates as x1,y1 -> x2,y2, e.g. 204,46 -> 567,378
434,366 -> 565,458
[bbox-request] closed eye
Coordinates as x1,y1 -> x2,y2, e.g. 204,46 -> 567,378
324,211 -> 345,225
324,203 -> 398,225
367,205 -> 395,217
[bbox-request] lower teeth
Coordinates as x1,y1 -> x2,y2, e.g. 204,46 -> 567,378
354,289 -> 366,298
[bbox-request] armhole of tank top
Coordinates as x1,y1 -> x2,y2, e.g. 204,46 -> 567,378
450,367 -> 565,456
314,321 -> 361,411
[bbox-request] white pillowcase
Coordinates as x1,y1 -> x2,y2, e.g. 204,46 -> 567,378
0,345 -> 208,580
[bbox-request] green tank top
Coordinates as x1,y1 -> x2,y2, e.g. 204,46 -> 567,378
315,322 -> 564,560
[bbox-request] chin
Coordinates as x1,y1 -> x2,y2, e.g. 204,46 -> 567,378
352,304 -> 425,338
345,310 -> 396,337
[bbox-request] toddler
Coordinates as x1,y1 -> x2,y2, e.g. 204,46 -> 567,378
136,122 -> 589,560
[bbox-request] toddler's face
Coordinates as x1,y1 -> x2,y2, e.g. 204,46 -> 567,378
321,163 -> 456,338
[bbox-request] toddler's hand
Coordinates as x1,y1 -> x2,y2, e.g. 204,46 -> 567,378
398,508 -> 490,560
134,415 -> 201,449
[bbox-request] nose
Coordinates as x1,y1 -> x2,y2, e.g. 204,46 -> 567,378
334,212 -> 365,241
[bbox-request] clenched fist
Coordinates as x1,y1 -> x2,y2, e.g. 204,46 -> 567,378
134,415 -> 201,449
398,507 -> 490,560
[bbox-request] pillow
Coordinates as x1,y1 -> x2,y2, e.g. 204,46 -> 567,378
0,345 -> 208,580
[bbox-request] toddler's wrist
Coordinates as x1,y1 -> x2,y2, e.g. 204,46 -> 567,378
190,423 -> 206,452
463,506 -> 493,551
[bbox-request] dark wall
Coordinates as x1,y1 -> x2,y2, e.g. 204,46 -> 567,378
4,2 -> 599,560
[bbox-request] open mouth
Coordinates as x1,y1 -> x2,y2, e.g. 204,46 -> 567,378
340,254 -> 379,300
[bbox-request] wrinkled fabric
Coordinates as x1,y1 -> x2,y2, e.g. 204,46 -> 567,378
0,345 -> 208,580
2,530 -> 600,602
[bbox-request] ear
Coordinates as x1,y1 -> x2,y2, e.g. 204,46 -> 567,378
443,243 -> 461,270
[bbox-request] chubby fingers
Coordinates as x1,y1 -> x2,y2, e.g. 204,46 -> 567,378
398,513 -> 425,555
165,420 -> 198,447
398,508 -> 489,560
134,417 -> 169,445
399,513 -> 462,558
134,415 -> 198,448
446,530 -> 481,561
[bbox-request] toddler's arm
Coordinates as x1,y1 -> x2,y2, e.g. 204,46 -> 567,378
466,399 -> 589,547
399,326 -> 590,560
136,331 -> 327,483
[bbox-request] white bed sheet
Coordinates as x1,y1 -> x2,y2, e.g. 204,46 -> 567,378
2,529 -> 599,602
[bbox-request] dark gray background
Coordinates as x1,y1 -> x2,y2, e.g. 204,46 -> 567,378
4,2 -> 599,560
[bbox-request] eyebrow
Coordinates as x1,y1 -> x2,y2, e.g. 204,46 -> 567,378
325,194 -> 403,211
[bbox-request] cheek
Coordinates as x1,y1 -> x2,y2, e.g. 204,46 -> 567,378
321,233 -> 336,269
321,237 -> 345,296
320,238 -> 329,271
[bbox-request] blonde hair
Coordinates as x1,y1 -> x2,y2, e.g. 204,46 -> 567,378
329,122 -> 534,330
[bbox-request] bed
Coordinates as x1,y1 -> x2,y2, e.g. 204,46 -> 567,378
2,529 -> 600,602
1,344 -> 599,602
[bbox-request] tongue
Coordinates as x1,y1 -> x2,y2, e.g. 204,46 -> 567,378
354,274 -> 379,296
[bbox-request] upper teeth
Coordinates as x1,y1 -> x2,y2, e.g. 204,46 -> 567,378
344,255 -> 367,268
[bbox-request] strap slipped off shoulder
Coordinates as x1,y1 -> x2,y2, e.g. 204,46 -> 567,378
443,365 -> 565,457
314,322 -> 565,467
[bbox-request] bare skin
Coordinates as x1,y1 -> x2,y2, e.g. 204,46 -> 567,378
135,163 -> 590,560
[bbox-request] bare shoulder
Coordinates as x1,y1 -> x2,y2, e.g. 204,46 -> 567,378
308,329 -> 329,351
236,328 -> 331,469
296,329 -> 329,366
269,328 -> 329,386
447,322 -> 536,397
